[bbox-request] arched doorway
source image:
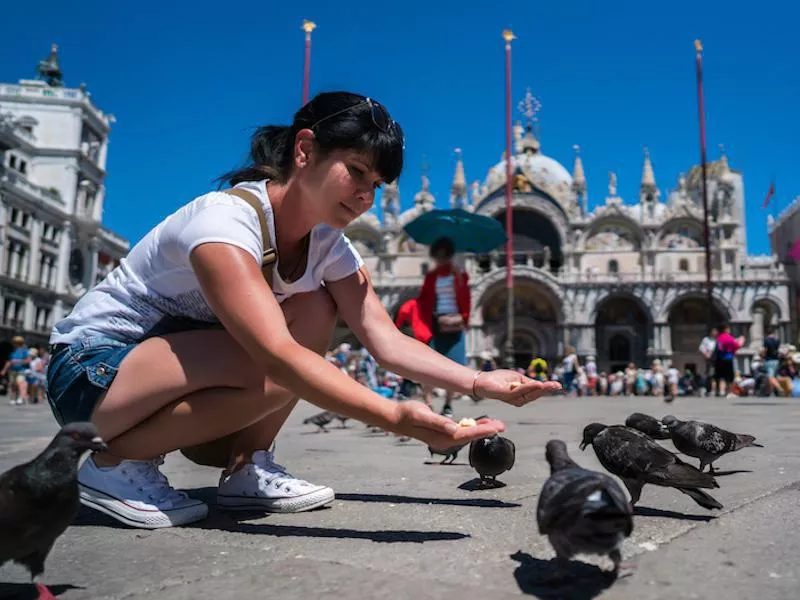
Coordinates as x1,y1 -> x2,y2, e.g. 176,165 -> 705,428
668,297 -> 726,372
481,278 -> 561,368
595,295 -> 651,373
477,208 -> 563,272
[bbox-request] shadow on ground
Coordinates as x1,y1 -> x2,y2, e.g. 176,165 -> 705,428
336,492 -> 519,508
633,506 -> 717,522
510,551 -> 617,599
0,583 -> 83,599
73,488 -> 471,543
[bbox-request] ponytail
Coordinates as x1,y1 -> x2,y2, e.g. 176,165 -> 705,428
217,125 -> 295,187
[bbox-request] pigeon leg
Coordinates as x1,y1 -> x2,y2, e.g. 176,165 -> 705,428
440,456 -> 449,465
622,479 -> 643,508
34,582 -> 56,600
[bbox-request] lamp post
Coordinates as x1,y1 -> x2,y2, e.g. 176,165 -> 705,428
694,39 -> 715,331
302,20 -> 316,105
502,29 -> 516,369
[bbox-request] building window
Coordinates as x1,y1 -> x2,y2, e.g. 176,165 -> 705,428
608,259 -> 619,274
18,160 -> 27,175
679,258 -> 689,272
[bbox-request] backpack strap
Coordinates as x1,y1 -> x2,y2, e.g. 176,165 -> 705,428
222,188 -> 277,286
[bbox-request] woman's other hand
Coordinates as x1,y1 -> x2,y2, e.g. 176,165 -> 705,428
474,370 -> 562,406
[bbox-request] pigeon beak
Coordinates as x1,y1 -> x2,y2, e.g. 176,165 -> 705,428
579,441 -> 587,451
91,436 -> 109,452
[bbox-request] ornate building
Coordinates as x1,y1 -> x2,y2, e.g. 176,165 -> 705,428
0,45 -> 129,353
341,118 -> 790,374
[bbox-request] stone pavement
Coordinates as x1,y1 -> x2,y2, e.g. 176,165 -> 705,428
0,394 -> 798,600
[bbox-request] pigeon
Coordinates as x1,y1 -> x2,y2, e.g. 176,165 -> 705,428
332,413 -> 350,428
468,434 -> 515,484
625,412 -> 671,440
427,443 -> 467,464
302,411 -> 335,433
0,422 -> 107,599
580,423 -> 723,510
537,440 -> 633,575
662,415 -> 763,473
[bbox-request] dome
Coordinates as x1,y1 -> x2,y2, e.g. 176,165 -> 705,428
483,151 -> 574,208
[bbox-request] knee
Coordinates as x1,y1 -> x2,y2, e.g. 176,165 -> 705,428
283,288 -> 338,354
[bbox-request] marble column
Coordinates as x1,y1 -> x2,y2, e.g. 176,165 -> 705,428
750,308 -> 765,349
27,219 -> 42,285
55,220 -> 74,294
88,238 -> 99,286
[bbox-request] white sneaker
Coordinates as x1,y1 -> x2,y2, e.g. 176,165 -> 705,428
217,450 -> 334,513
78,456 -> 209,528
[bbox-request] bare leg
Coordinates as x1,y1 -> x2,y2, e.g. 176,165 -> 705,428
91,289 -> 336,468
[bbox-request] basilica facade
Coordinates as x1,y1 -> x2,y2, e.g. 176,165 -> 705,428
340,122 -> 791,374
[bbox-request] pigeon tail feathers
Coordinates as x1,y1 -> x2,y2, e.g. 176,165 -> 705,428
678,487 -> 723,510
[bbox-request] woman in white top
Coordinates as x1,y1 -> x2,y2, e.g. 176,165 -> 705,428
46,92 -> 561,529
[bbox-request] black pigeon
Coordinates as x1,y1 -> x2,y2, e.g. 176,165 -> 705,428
662,415 -> 763,473
580,423 -> 723,510
469,434 -> 515,484
0,422 -> 107,598
625,412 -> 671,440
427,443 -> 466,464
302,411 -> 335,433
538,440 -> 633,575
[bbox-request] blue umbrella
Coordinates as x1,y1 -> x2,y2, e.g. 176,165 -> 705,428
403,208 -> 507,254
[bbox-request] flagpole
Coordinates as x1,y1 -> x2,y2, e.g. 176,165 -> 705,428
502,29 -> 516,369
695,40 -> 714,331
302,20 -> 316,105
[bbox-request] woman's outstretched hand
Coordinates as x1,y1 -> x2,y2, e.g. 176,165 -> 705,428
474,369 -> 562,406
391,400 -> 505,451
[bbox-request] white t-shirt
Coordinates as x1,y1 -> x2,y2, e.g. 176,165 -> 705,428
51,179 -> 364,345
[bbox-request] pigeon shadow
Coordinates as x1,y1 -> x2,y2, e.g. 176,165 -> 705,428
423,460 -> 469,466
0,583 -> 83,599
633,506 -> 716,522
458,477 -> 507,491
732,402 -> 785,406
510,551 -> 617,599
191,519 -> 469,543
300,430 -> 331,435
336,492 -> 520,508
710,469 -> 753,477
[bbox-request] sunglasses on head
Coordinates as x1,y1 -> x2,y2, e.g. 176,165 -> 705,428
310,97 -> 398,134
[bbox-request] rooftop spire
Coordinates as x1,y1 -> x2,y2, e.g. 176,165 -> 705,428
450,148 -> 467,208
641,146 -> 656,190
517,87 -> 542,154
36,43 -> 63,87
571,144 -> 586,193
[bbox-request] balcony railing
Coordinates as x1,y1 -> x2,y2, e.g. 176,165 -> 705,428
0,165 -> 64,209
0,83 -> 112,130
98,226 -> 130,251
363,250 -> 787,288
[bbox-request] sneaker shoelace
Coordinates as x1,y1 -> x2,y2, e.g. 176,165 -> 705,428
253,452 -> 313,493
122,456 -> 189,505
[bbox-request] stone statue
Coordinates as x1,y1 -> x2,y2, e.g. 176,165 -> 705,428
513,173 -> 533,193
542,245 -> 551,271
608,171 -> 617,197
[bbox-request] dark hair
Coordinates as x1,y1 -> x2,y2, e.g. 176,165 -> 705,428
719,322 -> 730,332
219,91 -> 404,187
429,237 -> 455,259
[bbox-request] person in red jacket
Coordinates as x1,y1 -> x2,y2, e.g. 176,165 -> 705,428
415,237 -> 471,416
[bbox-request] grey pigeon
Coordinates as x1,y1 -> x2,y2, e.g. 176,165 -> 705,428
625,412 -> 670,440
428,442 -> 466,464
469,434 -> 515,484
0,422 -> 107,599
303,411 -> 335,432
332,413 -> 350,428
580,423 -> 723,510
662,415 -> 763,473
538,440 -> 633,575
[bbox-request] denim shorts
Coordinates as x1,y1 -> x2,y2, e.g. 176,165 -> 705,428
46,336 -> 137,425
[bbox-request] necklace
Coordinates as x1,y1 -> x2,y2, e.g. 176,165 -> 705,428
279,234 -> 310,282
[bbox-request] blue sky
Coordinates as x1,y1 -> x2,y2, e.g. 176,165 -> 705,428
2,0 -> 797,255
